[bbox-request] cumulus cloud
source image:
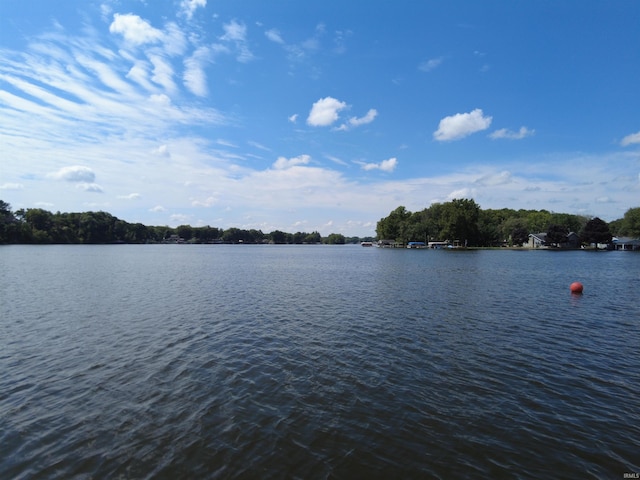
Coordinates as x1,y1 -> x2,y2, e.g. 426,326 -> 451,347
273,154 -> 311,169
180,0 -> 206,20
109,14 -> 163,46
621,130 -> 640,146
490,126 -> 535,140
433,108 -> 492,141
362,157 -> 397,172
447,188 -> 476,200
49,166 -> 96,183
337,108 -> 378,130
307,97 -> 347,127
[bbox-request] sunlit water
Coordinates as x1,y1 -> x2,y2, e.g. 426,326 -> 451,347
1,245 -> 639,479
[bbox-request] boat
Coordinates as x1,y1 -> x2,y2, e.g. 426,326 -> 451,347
361,241 -> 373,247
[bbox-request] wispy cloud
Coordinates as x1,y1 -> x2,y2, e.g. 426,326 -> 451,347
180,0 -> 207,21
183,46 -> 210,96
419,57 -> 444,72
220,20 -> 254,63
434,109 -> 492,141
337,108 -> 378,131
621,130 -> 640,146
490,126 -> 535,140
265,28 -> 284,44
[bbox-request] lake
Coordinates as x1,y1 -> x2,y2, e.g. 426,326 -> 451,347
1,245 -> 639,479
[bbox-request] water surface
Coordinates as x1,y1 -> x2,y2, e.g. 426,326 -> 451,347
1,245 -> 639,478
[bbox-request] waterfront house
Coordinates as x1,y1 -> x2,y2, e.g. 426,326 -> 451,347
611,236 -> 640,251
377,239 -> 397,248
527,233 -> 547,248
560,232 -> 580,249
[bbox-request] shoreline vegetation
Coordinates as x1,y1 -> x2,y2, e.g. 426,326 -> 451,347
1,199 -> 639,247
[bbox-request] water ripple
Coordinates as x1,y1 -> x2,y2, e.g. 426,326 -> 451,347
1,246 -> 639,478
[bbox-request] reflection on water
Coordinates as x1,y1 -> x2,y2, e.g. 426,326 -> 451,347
1,245 -> 639,478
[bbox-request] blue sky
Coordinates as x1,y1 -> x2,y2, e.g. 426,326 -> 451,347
1,0 -> 639,236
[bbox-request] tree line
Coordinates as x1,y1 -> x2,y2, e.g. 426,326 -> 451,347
0,201 -> 372,245
2,199 -> 638,246
376,199 -> 640,247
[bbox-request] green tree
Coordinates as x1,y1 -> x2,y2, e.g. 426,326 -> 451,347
376,206 -> 411,242
0,200 -> 19,243
325,233 -> 345,244
439,198 -> 481,246
620,207 -> 640,237
304,231 -> 322,244
176,225 -> 193,242
511,226 -> 530,246
580,217 -> 612,245
546,224 -> 568,246
269,230 -> 287,244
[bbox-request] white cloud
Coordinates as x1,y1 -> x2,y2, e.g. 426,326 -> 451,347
180,0 -> 206,20
338,108 -> 378,130
184,46 -> 210,96
153,145 -> 171,157
49,166 -> 96,183
474,170 -> 513,186
265,29 -> 284,44
447,188 -> 476,200
434,108 -> 492,141
192,196 -> 218,207
220,20 -> 253,63
248,140 -> 271,151
150,205 -> 166,212
117,193 -> 141,200
0,183 -> 24,190
288,113 -> 298,123
419,57 -> 443,72
621,130 -> 640,146
490,126 -> 535,140
109,14 -> 163,46
273,154 -> 311,170
362,157 -> 397,172
148,54 -> 177,93
77,183 -> 104,193
307,97 -> 347,127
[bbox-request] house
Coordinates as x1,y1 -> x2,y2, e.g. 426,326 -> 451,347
528,231 -> 580,249
611,237 -> 640,251
376,239 -> 396,248
407,241 -> 426,248
560,232 -> 580,249
527,233 -> 547,248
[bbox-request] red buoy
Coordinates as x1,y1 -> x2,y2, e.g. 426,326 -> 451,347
570,282 -> 584,294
